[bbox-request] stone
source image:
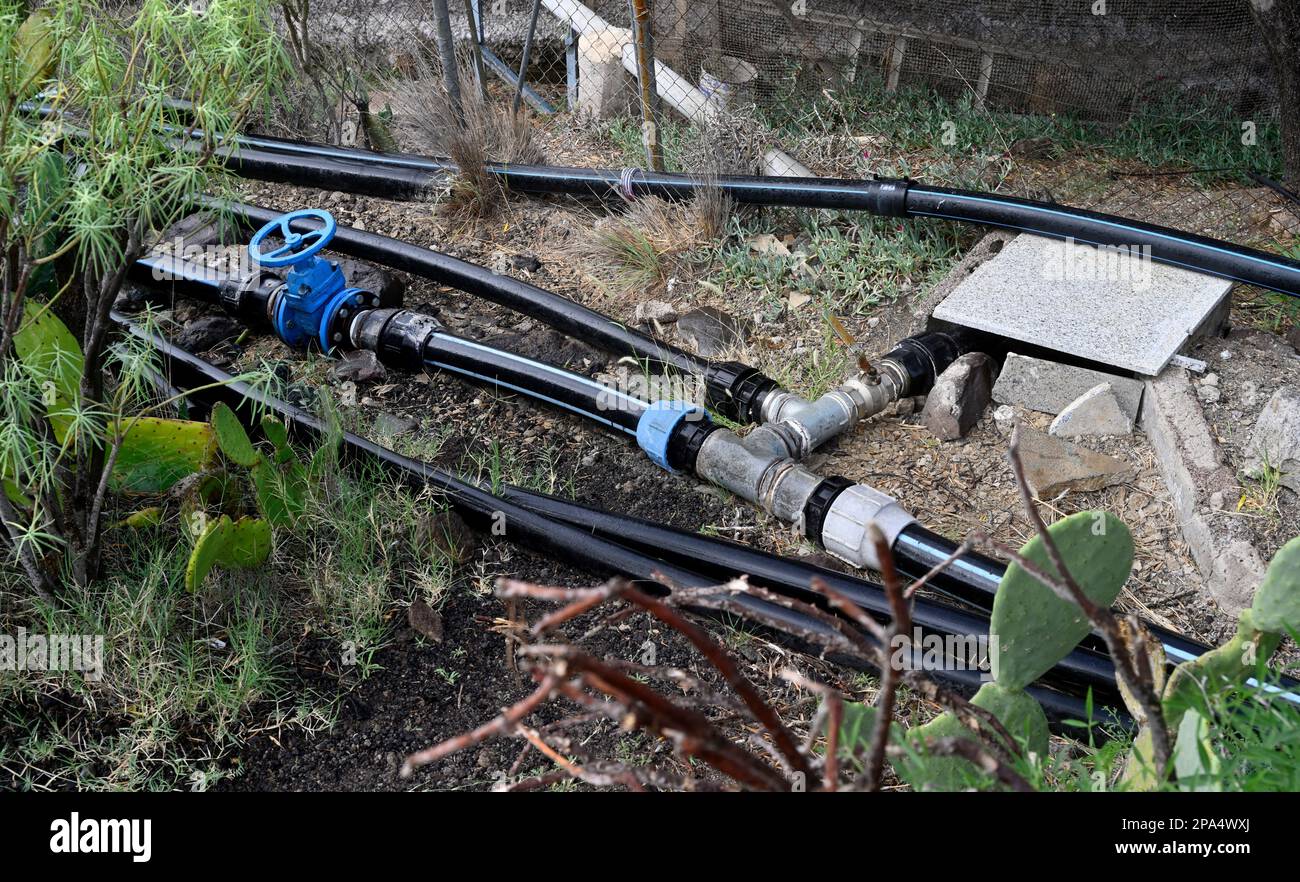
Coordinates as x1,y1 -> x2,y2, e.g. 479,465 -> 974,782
374,412 -> 418,437
338,259 -> 405,308
932,234 -> 1233,375
1197,384 -> 1221,404
1142,366 -> 1267,614
1049,382 -> 1133,438
333,349 -> 387,384
635,300 -> 678,324
407,599 -> 444,643
1244,386 -> 1300,494
174,315 -> 242,353
992,352 -> 1143,419
510,253 -> 542,273
920,352 -> 994,441
676,306 -> 751,357
1015,425 -> 1135,497
993,404 -> 1017,435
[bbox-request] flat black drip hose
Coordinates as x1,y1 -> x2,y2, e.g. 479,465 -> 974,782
111,311 -> 1123,732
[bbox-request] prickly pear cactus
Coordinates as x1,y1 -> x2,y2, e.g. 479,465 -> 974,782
111,418 -> 219,493
185,514 -> 233,592
211,402 -> 260,467
901,680 -> 1049,791
260,414 -> 295,464
251,457 -> 306,527
218,516 -> 273,568
1250,535 -> 1300,636
990,511 -> 1133,690
1162,609 -> 1281,728
13,300 -> 83,443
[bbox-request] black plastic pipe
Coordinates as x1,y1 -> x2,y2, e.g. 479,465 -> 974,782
422,331 -> 646,435
112,310 -> 1120,730
127,242 -> 1291,702
214,134 -> 1300,298
209,198 -> 710,377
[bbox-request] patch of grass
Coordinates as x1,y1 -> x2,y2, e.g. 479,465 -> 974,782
464,438 -> 573,497
0,425 -> 453,790
764,71 -> 1282,186
699,209 -> 967,317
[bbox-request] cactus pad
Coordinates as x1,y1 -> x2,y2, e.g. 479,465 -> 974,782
111,418 -> 218,493
210,402 -> 260,467
1250,535 -> 1300,635
185,514 -> 233,592
990,510 -> 1133,690
217,517 -> 272,568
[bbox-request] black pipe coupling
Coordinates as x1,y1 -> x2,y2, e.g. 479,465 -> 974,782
350,308 -> 443,370
704,361 -> 778,423
866,176 -> 911,218
218,269 -> 284,328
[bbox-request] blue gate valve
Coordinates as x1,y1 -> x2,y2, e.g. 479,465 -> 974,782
247,209 -> 376,351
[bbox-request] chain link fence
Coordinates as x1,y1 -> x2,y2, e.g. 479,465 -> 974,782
269,1 -> 1299,258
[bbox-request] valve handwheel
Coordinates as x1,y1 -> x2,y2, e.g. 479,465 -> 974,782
248,209 -> 337,267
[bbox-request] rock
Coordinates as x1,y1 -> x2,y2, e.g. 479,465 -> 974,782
174,315 -> 242,353
407,599 -> 444,643
1016,425 -> 1135,497
635,300 -> 678,324
338,259 -> 405,308
1287,324 -> 1300,354
1009,136 -> 1054,160
676,307 -> 752,357
920,352 -> 994,441
992,352 -> 1144,419
993,404 -> 1017,435
333,350 -> 387,384
1240,380 -> 1259,408
374,412 -> 418,437
1197,384 -> 1221,404
510,253 -> 542,273
1049,382 -> 1134,438
1245,386 -> 1300,494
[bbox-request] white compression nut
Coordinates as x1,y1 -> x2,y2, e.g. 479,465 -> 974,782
819,484 -> 917,570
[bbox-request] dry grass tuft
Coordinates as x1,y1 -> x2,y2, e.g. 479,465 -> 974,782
579,183 -> 732,294
389,51 -> 545,219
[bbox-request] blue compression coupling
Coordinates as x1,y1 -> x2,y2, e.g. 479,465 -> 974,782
636,400 -> 707,472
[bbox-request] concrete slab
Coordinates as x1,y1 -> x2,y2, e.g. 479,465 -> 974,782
932,234 -> 1233,375
992,352 -> 1144,419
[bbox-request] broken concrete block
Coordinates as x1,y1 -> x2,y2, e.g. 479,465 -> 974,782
921,352 -> 994,441
931,234 -> 1232,375
1016,425 -> 1134,497
1049,382 -> 1133,439
577,28 -> 633,120
993,353 -> 1143,419
1245,386 -> 1300,494
1142,366 -> 1266,614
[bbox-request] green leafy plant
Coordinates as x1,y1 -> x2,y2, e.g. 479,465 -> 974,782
173,403 -> 309,591
0,0 -> 288,597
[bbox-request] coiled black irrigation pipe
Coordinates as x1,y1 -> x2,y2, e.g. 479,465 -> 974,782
208,130 -> 1300,299
112,311 -> 1123,732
